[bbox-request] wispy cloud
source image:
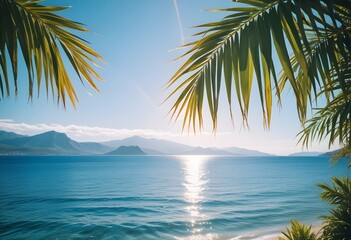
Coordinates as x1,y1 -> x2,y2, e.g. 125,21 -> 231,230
0,119 -> 179,142
0,119 -> 233,143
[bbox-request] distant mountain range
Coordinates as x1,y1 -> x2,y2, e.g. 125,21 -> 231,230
102,135 -> 272,156
289,151 -> 323,157
0,130 -> 272,156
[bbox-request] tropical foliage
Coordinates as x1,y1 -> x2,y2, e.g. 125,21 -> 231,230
280,177 -> 351,240
166,0 -> 351,152
0,0 -> 103,107
279,220 -> 319,240
319,177 -> 351,239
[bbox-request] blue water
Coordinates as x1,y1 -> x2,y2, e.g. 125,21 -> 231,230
0,156 -> 349,239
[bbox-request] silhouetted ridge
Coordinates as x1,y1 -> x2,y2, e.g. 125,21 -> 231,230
106,146 -> 146,155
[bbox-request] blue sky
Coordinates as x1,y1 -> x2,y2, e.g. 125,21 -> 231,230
0,0 -> 338,155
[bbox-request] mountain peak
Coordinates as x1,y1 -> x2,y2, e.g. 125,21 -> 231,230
125,135 -> 147,140
15,130 -> 76,151
35,130 -> 70,140
42,130 -> 66,136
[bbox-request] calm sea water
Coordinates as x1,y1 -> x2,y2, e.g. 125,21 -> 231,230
0,156 -> 349,239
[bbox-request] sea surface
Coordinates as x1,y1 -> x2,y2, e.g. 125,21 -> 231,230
0,155 -> 350,239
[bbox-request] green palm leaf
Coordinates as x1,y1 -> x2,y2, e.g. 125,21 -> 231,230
166,0 -> 351,149
279,220 -> 319,240
167,0 -> 284,131
0,0 -> 103,107
318,177 -> 351,239
298,55 -> 351,149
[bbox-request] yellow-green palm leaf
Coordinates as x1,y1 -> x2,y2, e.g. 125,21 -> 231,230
279,220 -> 318,240
166,0 -> 351,137
0,0 -> 103,107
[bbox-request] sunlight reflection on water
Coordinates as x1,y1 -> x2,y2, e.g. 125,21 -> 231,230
180,155 -> 210,238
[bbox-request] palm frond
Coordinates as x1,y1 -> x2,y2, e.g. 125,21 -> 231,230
318,176 -> 351,205
298,56 -> 351,149
166,0 -> 351,133
0,0 -> 103,107
167,0 -> 282,131
279,220 -> 318,240
318,177 -> 351,239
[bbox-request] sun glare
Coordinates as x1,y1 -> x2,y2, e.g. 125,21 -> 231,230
180,155 -> 210,236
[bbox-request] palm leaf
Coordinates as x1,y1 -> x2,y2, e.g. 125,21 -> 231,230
298,54 -> 351,149
167,0 -> 284,131
319,176 -> 351,239
166,0 -> 351,139
0,0 -> 103,107
279,220 -> 318,240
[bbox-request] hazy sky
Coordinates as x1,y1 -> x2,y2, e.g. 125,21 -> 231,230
0,0 -> 338,155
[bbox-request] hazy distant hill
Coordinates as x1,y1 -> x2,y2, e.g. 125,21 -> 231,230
181,147 -> 233,155
289,152 -> 323,156
0,131 -> 112,155
103,136 -> 193,155
78,141 -> 114,155
103,135 -> 271,156
105,146 -> 146,155
222,147 -> 273,156
320,149 -> 342,157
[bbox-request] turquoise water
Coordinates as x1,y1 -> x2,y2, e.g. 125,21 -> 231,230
0,156 -> 349,239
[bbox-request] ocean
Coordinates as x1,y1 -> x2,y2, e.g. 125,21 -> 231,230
0,155 -> 349,239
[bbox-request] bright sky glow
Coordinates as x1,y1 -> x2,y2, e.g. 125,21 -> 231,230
0,0 -> 339,155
